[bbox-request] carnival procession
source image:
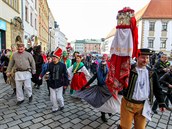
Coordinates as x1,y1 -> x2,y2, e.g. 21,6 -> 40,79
0,0 -> 172,129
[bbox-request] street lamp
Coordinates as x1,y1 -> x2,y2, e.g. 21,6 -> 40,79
49,27 -> 52,52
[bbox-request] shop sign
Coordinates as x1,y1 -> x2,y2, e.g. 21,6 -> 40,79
0,20 -> 6,31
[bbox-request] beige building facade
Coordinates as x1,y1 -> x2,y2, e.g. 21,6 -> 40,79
75,39 -> 102,54
0,0 -> 23,50
38,0 -> 49,51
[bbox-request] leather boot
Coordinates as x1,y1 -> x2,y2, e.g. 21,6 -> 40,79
36,85 -> 40,89
117,125 -> 122,129
101,112 -> 107,122
108,113 -> 112,116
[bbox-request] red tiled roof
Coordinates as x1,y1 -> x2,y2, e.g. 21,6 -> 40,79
142,0 -> 172,19
135,4 -> 149,21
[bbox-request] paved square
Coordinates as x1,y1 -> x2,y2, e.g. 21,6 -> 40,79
0,73 -> 171,129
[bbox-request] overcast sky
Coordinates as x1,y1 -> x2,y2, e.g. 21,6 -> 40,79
47,0 -> 150,41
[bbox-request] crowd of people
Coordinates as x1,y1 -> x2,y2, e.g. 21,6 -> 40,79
0,36 -> 171,129
151,53 -> 172,114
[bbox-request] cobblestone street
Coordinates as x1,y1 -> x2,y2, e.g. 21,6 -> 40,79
0,73 -> 172,129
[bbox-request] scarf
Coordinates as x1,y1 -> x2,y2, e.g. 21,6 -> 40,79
72,62 -> 84,73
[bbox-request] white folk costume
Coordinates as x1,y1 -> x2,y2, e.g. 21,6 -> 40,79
67,59 -> 90,91
7,50 -> 36,102
119,49 -> 166,129
106,7 -> 138,99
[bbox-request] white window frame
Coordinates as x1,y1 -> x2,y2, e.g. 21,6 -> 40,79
162,22 -> 168,31
149,22 -> 155,31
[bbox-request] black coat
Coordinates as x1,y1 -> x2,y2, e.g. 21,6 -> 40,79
31,53 -> 44,85
154,60 -> 170,78
159,72 -> 172,94
48,62 -> 69,89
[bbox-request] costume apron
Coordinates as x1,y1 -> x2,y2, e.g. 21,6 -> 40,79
70,62 -> 88,90
106,7 -> 138,99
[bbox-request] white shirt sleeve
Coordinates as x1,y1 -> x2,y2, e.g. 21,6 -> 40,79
67,65 -> 73,80
81,66 -> 91,78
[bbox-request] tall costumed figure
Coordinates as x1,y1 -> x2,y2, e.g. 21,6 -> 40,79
106,7 -> 138,99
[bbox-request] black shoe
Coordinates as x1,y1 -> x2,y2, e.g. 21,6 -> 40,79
52,110 -> 58,113
36,85 -> 40,89
152,110 -> 158,114
11,92 -> 16,97
11,91 -> 16,97
60,106 -> 64,111
108,113 -> 112,116
29,95 -> 32,102
11,88 -> 16,97
118,125 -> 122,129
101,114 -> 107,122
16,100 -> 24,105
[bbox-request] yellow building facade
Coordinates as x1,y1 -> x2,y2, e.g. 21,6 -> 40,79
0,0 -> 23,50
38,0 -> 49,52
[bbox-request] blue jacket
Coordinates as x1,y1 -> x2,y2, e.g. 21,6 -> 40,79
40,63 -> 49,77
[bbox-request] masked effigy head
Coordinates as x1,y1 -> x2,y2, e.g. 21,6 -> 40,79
117,7 -> 135,26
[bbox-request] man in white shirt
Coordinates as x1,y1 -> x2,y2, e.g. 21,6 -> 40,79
118,48 -> 166,129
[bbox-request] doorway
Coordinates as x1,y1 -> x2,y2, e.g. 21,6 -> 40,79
0,30 -> 6,51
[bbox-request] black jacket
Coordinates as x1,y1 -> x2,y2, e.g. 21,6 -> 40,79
48,62 -> 69,89
154,60 -> 170,78
159,71 -> 172,94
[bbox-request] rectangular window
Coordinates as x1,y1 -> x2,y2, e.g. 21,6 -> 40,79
35,18 -> 37,30
35,0 -> 37,10
149,22 -> 155,31
30,13 -> 33,26
160,40 -> 166,48
25,6 -> 28,22
10,0 -> 13,6
162,22 -> 168,31
3,0 -> 19,11
14,0 -> 18,11
148,39 -> 154,48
